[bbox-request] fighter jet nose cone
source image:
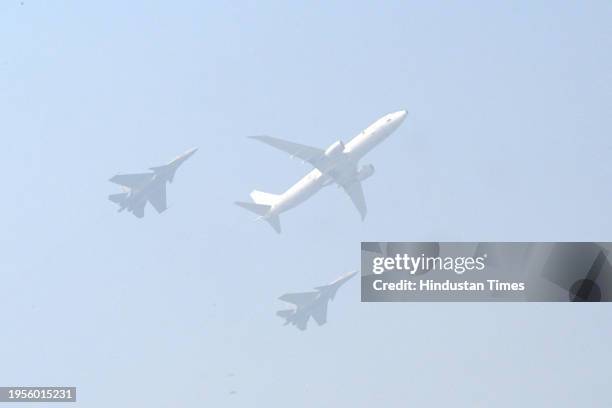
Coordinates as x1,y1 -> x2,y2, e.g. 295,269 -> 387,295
184,147 -> 198,158
342,271 -> 358,282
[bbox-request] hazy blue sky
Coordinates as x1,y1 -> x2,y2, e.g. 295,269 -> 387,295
1,1 -> 611,406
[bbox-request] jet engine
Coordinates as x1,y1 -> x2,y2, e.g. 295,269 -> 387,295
356,164 -> 375,181
324,140 -> 345,158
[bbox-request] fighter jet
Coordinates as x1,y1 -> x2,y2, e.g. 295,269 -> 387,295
235,110 -> 407,233
277,271 -> 357,331
108,148 -> 198,218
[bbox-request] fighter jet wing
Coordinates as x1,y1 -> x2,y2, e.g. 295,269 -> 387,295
279,291 -> 319,306
109,173 -> 154,189
148,183 -> 167,214
311,301 -> 328,326
342,180 -> 367,220
249,136 -> 325,167
132,200 -> 146,218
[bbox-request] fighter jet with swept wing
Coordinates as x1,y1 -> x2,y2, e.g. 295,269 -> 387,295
235,110 -> 407,233
276,271 -> 357,331
108,148 -> 198,218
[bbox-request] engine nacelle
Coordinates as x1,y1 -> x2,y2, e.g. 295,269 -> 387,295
356,164 -> 375,181
324,140 -> 345,158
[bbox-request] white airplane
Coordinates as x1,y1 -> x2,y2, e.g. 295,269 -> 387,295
235,110 -> 407,233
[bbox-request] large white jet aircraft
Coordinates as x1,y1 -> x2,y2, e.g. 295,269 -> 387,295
235,110 -> 407,233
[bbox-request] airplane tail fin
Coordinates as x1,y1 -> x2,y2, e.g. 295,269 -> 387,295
250,190 -> 281,206
234,201 -> 282,234
108,193 -> 128,211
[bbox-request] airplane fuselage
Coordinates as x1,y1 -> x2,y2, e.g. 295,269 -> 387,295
270,168 -> 327,215
267,111 -> 407,217
122,175 -> 166,212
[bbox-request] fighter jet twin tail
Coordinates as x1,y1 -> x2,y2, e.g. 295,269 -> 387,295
235,110 -> 407,233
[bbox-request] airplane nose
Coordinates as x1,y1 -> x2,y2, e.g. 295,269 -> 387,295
396,110 -> 408,122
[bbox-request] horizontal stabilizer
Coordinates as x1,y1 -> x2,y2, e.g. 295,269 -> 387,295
265,214 -> 282,234
276,309 -> 295,319
108,192 -> 128,205
234,201 -> 270,216
235,201 -> 282,233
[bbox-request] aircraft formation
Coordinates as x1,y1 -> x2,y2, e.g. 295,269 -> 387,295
108,110 -> 408,330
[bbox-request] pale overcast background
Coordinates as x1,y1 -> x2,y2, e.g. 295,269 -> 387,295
1,1 -> 611,407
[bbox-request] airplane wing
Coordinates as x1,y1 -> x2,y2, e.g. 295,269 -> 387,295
250,135 -> 368,219
148,183 -> 167,214
132,201 -> 146,218
279,291 -> 319,306
311,301 -> 328,326
109,173 -> 154,189
342,180 -> 367,220
249,136 -> 325,167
